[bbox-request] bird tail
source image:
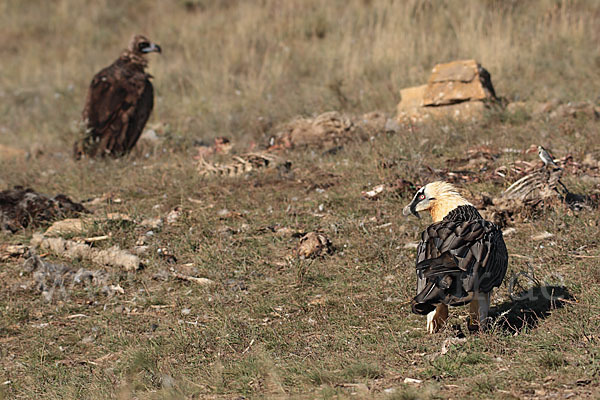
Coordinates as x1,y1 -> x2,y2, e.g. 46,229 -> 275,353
412,252 -> 464,315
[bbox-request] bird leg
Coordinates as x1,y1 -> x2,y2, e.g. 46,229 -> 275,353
468,291 -> 492,332
426,304 -> 449,333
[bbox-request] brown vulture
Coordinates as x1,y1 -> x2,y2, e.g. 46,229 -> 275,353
403,181 -> 508,333
74,35 -> 161,158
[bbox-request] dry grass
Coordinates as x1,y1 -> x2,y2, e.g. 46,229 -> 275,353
2,0 -> 600,150
1,0 -> 600,399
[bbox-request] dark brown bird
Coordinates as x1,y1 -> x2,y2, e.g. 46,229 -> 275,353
403,181 -> 508,333
74,35 -> 161,158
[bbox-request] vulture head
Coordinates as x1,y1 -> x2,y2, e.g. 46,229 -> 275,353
128,34 -> 162,56
403,181 -> 471,222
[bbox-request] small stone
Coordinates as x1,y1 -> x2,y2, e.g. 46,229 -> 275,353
532,231 -> 553,241
502,227 -> 516,236
161,374 -> 175,389
133,245 -> 149,255
217,209 -> 230,218
166,207 -> 181,224
141,217 -> 163,229
81,335 -> 95,344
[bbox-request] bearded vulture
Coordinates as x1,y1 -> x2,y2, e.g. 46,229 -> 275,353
74,35 -> 161,158
403,181 -> 508,333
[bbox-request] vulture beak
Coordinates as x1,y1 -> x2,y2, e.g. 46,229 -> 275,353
142,43 -> 162,54
402,202 -> 420,219
403,188 -> 430,219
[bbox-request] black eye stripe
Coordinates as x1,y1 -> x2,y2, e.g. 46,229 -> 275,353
412,188 -> 425,202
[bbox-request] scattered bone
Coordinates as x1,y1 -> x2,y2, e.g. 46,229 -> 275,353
133,245 -> 149,255
308,294 -> 327,306
269,111 -> 361,150
502,167 -> 563,202
217,208 -> 242,219
362,179 -> 416,200
83,235 -> 110,243
532,231 -> 554,241
267,109 -> 397,150
45,213 -> 133,237
66,314 -> 88,319
0,187 -> 87,233
502,227 -> 517,236
362,184 -> 386,199
82,192 -> 122,206
193,137 -> 232,160
171,272 -> 215,286
106,284 -> 124,295
44,218 -> 86,236
104,212 -> 132,221
271,226 -> 303,237
141,217 -> 163,229
31,233 -> 141,271
0,244 -> 27,260
354,111 -> 400,137
295,232 -> 333,258
478,148 -> 597,227
500,154 -> 594,211
197,152 -> 290,178
441,337 -> 467,355
403,378 -> 422,385
166,207 -> 182,224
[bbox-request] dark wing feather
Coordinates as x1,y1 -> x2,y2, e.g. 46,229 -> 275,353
412,218 -> 508,314
77,59 -> 151,157
123,79 -> 153,152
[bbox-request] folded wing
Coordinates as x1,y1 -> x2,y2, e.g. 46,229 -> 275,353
77,61 -> 153,158
412,219 -> 508,314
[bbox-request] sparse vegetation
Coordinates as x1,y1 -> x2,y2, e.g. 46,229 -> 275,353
1,0 -> 600,398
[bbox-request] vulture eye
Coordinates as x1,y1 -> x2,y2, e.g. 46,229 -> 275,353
419,194 -> 426,200
138,42 -> 150,51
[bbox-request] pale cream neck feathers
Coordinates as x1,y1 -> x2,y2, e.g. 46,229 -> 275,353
425,182 -> 472,222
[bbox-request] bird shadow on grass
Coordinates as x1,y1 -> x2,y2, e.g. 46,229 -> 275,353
490,285 -> 572,333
